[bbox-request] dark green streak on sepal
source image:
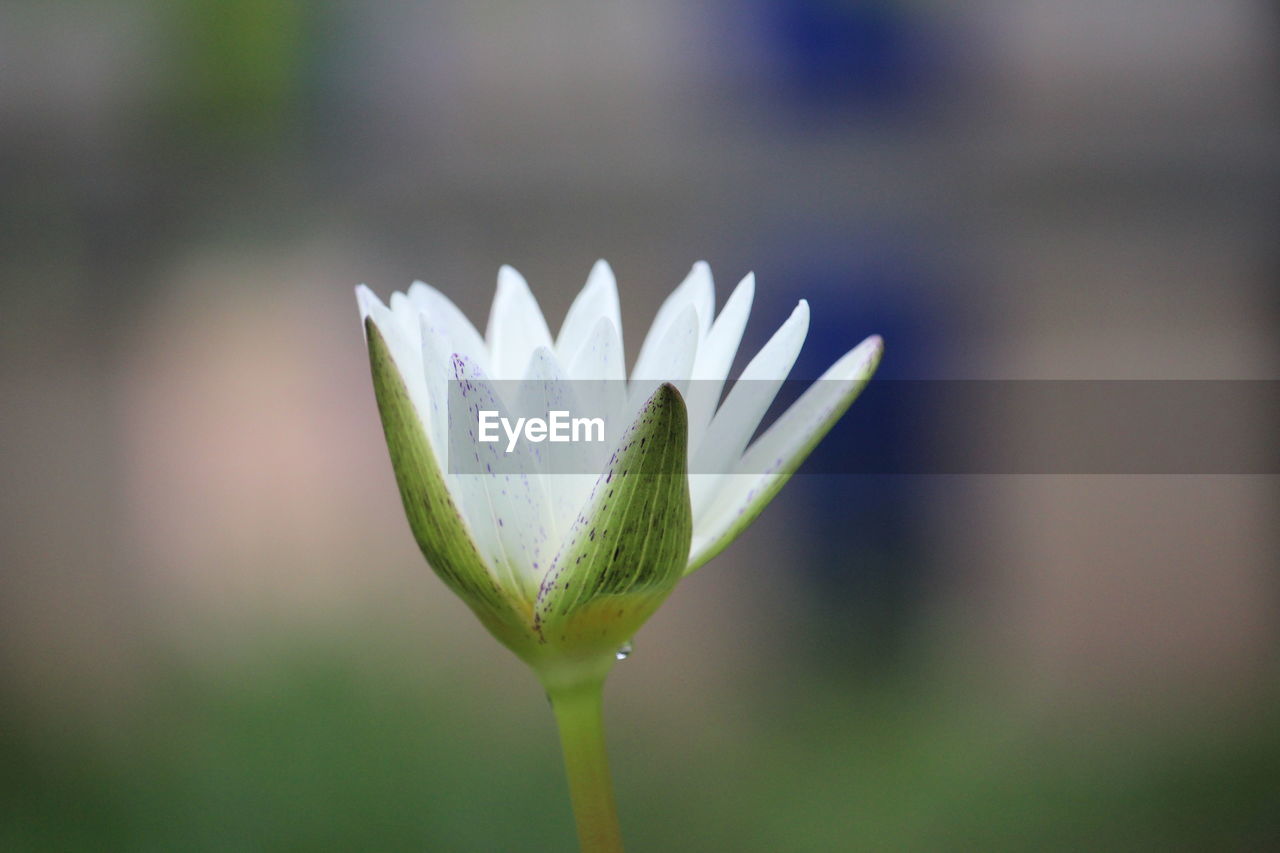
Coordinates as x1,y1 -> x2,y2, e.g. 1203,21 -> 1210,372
533,383 -> 692,662
365,320 -> 539,656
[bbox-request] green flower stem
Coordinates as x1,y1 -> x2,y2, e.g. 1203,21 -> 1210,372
548,677 -> 624,853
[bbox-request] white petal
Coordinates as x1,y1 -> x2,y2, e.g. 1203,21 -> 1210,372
388,291 -> 425,344
486,266 -> 554,380
684,272 -> 755,452
521,344 -> 566,384
557,260 -> 622,369
687,335 -> 883,572
566,316 -> 626,383
407,281 -> 492,375
632,261 -> 714,380
417,313 -> 456,459
628,304 -> 699,415
688,300 -> 809,515
357,285 -> 433,441
517,347 -> 600,542
565,316 -> 629,450
355,283 -> 387,330
447,354 -> 557,599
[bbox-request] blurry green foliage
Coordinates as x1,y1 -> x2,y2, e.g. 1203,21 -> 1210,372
1,631 -> 1276,851
159,0 -> 309,147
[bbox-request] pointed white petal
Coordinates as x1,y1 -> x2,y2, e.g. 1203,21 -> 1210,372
632,261 -> 714,379
516,347 -> 600,543
486,266 -> 554,380
687,335 -> 883,573
557,260 -> 622,369
447,354 -> 558,600
407,281 -> 492,375
521,344 -> 566,384
629,304 -> 699,415
565,316 -> 626,383
565,316 -> 629,448
684,272 -> 755,452
355,283 -> 385,329
388,291 -> 424,344
689,300 -> 809,515
417,314 -> 457,458
357,285 -> 433,441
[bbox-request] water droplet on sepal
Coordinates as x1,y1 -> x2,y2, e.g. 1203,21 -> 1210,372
615,641 -> 633,661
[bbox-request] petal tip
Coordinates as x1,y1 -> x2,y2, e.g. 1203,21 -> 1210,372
355,284 -> 383,324
791,299 -> 811,329
584,258 -> 617,294
863,335 -> 885,371
827,334 -> 885,380
496,264 -> 526,291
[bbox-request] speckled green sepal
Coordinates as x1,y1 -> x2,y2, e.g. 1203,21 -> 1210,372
365,319 -> 539,656
532,383 -> 692,666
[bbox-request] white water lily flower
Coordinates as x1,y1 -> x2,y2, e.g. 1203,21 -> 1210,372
357,261 -> 881,686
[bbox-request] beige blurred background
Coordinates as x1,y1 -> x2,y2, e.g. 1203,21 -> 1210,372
1,2 -> 1277,850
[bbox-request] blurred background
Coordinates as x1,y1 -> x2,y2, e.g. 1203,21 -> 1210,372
2,1 -> 1277,849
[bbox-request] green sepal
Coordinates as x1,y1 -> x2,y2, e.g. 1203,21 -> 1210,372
365,319 -> 539,657
532,383 -> 692,671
